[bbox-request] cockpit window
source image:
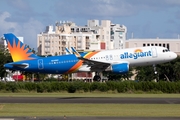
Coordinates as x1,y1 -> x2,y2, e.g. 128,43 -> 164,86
163,49 -> 170,52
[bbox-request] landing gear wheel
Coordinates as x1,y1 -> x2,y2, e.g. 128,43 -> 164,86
93,75 -> 101,81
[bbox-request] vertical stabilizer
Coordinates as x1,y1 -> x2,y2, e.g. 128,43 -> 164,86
4,33 -> 39,62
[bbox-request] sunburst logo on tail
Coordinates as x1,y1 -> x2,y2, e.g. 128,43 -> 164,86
7,39 -> 34,62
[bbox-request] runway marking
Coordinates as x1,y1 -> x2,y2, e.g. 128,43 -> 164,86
165,100 -> 178,104
0,118 -> 14,120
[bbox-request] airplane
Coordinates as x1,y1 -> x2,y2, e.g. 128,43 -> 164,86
2,33 -> 177,80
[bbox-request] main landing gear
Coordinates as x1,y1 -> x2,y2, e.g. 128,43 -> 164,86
93,72 -> 102,82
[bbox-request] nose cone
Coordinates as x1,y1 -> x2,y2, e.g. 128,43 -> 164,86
169,52 -> 177,60
172,52 -> 177,59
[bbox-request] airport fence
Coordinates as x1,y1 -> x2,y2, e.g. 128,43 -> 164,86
0,81 -> 180,93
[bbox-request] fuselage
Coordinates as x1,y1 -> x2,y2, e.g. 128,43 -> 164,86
4,46 -> 177,74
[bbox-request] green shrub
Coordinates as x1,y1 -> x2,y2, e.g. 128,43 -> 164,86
0,82 -> 6,90
24,82 -> 37,91
68,83 -> 76,93
5,82 -> 18,92
90,82 -> 99,91
83,82 -> 90,92
36,83 -> 44,93
98,83 -> 109,92
117,82 -> 125,93
106,81 -> 117,91
1,80 -> 180,93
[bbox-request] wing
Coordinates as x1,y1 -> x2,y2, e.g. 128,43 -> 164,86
78,57 -> 111,71
70,47 -> 128,72
70,47 -> 111,71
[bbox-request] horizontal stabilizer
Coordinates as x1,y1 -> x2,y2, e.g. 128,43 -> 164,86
4,63 -> 29,69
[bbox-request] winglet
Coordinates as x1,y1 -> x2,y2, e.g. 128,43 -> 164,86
3,33 -> 39,62
65,47 -> 73,54
71,47 -> 81,57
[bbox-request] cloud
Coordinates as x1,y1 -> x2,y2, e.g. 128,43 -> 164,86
53,0 -> 180,19
0,12 -> 18,34
19,18 -> 44,49
0,11 -> 44,49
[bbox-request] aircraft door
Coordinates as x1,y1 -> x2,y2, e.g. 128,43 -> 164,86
151,47 -> 157,58
38,59 -> 44,70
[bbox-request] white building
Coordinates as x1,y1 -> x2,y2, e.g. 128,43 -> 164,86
125,38 -> 180,55
111,24 -> 127,49
37,20 -> 114,56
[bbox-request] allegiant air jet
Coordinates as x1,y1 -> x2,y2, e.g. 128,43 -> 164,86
3,33 -> 177,75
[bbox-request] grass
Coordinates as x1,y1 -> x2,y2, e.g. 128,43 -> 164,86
0,93 -> 179,117
0,104 -> 180,117
0,92 -> 180,98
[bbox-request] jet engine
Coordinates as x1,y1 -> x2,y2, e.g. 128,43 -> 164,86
106,62 -> 129,74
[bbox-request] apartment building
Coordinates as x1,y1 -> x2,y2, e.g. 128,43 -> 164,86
37,20 -> 114,56
111,24 -> 127,49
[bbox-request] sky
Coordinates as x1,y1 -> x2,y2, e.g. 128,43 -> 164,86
0,0 -> 180,49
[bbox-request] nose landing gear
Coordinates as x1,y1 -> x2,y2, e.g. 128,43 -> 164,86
153,64 -> 157,75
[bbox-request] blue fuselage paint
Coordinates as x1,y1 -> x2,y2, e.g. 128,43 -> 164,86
4,54 -> 86,74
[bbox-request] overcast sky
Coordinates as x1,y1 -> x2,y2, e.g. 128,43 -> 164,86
0,0 -> 180,49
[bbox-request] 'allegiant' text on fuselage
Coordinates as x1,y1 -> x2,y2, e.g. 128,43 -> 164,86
120,50 -> 152,59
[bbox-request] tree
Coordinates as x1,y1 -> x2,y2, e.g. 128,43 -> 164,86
156,56 -> 180,81
0,44 -> 13,78
135,65 -> 156,81
135,56 -> 180,82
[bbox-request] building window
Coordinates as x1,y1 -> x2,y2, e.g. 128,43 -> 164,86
155,44 -> 157,46
143,43 -> 146,47
151,43 -> 154,46
159,44 -> 161,46
147,43 -> 150,46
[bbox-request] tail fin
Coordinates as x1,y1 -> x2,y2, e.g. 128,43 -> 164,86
3,33 -> 39,62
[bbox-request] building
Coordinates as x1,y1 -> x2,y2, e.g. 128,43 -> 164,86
111,24 -> 127,49
87,20 -> 113,50
37,20 -> 115,56
125,38 -> 180,55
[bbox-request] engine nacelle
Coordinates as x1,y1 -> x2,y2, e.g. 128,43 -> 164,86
106,63 -> 129,74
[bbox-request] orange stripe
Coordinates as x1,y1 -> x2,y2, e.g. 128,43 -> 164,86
66,51 -> 99,73
84,51 -> 99,59
66,60 -> 83,73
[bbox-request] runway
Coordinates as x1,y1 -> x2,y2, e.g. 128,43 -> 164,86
0,97 -> 180,104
